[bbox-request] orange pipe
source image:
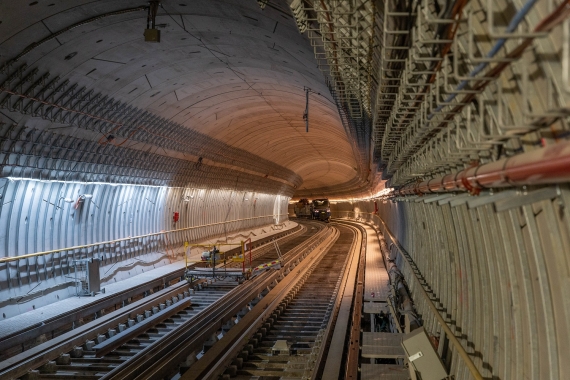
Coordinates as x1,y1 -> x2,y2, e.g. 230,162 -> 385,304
397,141 -> 570,195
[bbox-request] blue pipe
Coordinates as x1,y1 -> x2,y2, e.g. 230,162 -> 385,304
427,0 -> 539,120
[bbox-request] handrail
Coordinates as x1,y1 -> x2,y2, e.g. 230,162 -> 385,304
0,214 -> 279,264
334,211 -> 484,380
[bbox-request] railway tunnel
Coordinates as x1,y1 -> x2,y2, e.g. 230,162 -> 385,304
0,0 -> 569,379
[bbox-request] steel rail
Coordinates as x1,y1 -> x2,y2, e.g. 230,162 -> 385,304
98,222 -> 331,379
96,223 -> 319,366
181,226 -> 341,380
0,224 -> 303,355
0,214 -> 281,263
98,271 -> 276,379
92,297 -> 192,358
355,213 -> 484,380
323,221 -> 366,380
314,222 -> 362,380
346,235 -> 365,379
0,268 -> 187,353
0,222 -> 324,380
0,281 -> 190,379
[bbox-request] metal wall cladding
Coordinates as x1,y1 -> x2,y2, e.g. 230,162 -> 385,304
331,184 -> 570,380
0,178 -> 289,291
0,121 -> 297,197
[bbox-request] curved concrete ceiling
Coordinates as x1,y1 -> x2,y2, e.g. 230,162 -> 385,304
0,0 -> 363,196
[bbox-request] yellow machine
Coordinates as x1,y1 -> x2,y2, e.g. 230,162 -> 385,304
183,239 -> 253,281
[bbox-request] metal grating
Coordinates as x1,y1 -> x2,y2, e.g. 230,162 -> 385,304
361,332 -> 406,359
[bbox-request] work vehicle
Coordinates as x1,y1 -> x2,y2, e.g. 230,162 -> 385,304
293,198 -> 312,217
311,199 -> 330,222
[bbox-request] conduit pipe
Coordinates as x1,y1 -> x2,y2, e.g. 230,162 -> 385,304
396,140 -> 570,195
378,233 -> 417,328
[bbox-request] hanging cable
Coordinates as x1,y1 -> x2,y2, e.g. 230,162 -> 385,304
393,0 -> 570,177
302,87 -> 323,133
428,0 -> 540,119
303,87 -> 309,132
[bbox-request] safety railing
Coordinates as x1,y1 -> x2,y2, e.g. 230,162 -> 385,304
0,214 -> 281,264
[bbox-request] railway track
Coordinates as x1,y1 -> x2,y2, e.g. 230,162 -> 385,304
0,223 -> 304,362
222,221 -> 323,271
231,225 -> 357,379
183,223 -> 362,380
1,220 -> 330,380
37,286 -> 233,379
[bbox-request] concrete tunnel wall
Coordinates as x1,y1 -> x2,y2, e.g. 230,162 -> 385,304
0,177 -> 289,318
331,184 -> 570,380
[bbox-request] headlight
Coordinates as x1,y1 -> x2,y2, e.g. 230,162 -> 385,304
326,208 -> 330,212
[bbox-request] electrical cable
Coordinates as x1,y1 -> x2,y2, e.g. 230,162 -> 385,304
389,0 -> 468,138
437,0 -> 570,126
398,0 -> 570,184
428,0 -> 539,119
